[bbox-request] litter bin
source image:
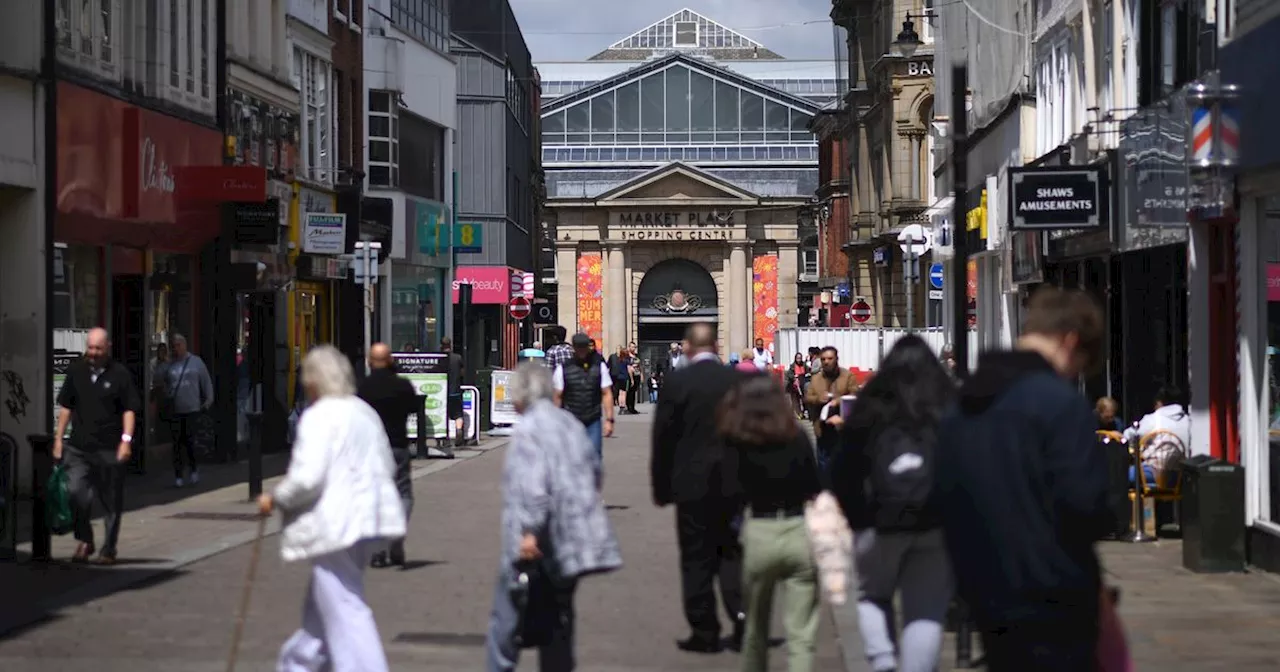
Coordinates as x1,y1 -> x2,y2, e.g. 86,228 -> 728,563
1181,456 -> 1245,573
1097,433 -> 1131,539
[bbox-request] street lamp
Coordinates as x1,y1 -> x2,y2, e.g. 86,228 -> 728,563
894,17 -> 923,58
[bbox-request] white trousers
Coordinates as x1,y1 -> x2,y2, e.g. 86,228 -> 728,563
277,542 -> 389,672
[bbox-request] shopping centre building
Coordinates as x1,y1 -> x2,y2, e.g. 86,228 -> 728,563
535,9 -> 836,363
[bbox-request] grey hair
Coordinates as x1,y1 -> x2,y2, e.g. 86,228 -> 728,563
170,333 -> 187,346
301,345 -> 356,398
510,361 -> 555,409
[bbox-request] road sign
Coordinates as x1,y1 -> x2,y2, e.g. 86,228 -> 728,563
928,263 -> 944,289
897,224 -> 933,256
508,295 -> 531,321
928,289 -> 943,300
850,300 -> 872,324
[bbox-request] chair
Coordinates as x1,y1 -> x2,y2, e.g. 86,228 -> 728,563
1132,429 -> 1188,499
1096,429 -> 1124,444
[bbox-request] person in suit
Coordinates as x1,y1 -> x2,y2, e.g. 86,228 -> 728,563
651,322 -> 747,654
358,343 -> 418,567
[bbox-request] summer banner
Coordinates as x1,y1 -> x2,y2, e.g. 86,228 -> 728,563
752,254 -> 779,352
577,255 -> 603,343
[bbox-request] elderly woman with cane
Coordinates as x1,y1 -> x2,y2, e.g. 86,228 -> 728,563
257,345 -> 406,672
486,362 -> 623,672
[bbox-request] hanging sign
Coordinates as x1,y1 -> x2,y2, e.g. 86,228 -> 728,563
1008,167 -> 1104,231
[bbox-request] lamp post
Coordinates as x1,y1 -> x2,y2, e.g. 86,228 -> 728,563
892,13 -> 935,59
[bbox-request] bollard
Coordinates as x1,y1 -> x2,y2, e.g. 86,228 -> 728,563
28,434 -> 54,562
1129,430 -> 1155,543
954,600 -> 973,667
246,413 -> 263,499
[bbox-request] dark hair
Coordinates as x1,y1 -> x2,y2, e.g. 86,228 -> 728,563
1155,385 -> 1185,407
441,337 -> 453,351
717,374 -> 799,447
820,346 -> 838,357
1022,286 -> 1105,371
547,326 -> 568,345
845,335 -> 955,435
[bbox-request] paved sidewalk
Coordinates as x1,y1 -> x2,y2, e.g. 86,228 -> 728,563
0,437 -> 506,637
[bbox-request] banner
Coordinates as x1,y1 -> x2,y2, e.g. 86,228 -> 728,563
576,255 -> 603,342
752,254 -> 779,351
490,370 -> 519,426
392,353 -> 450,439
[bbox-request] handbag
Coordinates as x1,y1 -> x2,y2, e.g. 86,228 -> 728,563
45,464 -> 74,536
510,558 -> 560,649
158,357 -> 191,423
803,490 -> 854,605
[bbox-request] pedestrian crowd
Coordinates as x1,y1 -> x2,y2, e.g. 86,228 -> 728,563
52,284 -> 1146,671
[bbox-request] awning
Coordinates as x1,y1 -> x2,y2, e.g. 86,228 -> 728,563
924,195 -> 955,218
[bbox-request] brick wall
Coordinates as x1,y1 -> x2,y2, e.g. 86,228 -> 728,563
330,1 -> 364,178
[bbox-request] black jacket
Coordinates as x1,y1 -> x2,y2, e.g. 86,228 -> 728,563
934,351 -> 1112,625
650,357 -> 745,505
358,367 -> 417,448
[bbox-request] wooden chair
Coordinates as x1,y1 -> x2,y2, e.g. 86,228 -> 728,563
1096,429 -> 1124,444
1131,429 -> 1188,500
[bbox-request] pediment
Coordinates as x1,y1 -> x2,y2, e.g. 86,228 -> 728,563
596,162 -> 758,203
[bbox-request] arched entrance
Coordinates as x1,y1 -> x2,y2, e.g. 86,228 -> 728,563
635,258 -> 718,369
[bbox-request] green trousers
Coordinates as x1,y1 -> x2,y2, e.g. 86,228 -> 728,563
740,514 -> 820,672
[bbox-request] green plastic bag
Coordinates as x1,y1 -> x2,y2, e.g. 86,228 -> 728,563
45,464 -> 74,536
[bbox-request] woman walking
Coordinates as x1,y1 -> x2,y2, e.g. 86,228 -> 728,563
258,345 -> 406,672
486,362 -> 623,671
783,353 -> 810,418
717,375 -> 822,672
829,335 -> 955,672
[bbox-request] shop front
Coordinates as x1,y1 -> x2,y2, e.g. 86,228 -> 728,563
288,185 -> 345,406
392,196 -> 451,353
453,265 -> 521,371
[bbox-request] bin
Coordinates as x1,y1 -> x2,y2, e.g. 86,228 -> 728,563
1180,456 -> 1245,573
474,368 -> 495,432
1097,434 -> 1131,538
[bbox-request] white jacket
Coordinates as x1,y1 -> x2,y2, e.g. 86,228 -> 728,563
273,396 -> 407,562
1123,403 -> 1192,452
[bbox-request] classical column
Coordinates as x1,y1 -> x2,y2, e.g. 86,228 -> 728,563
728,242 -> 749,351
604,243 -> 627,351
555,242 -> 578,330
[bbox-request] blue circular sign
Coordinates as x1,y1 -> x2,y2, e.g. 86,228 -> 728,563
928,263 -> 945,290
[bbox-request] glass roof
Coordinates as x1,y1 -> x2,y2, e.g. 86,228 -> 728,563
593,9 -> 782,60
546,167 -> 819,199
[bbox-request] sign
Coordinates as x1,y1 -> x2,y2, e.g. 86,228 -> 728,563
534,302 -> 556,323
508,295 -> 532,321
928,263 -> 944,289
851,300 -> 872,323
392,353 -> 450,440
873,246 -> 890,266
907,61 -> 934,77
448,387 -> 480,442
928,289 -> 943,300
229,200 -> 280,245
1268,264 -> 1280,302
52,351 -> 80,437
610,211 -> 738,241
491,370 -> 519,426
615,211 -> 735,226
966,189 -> 988,236
1120,89 -> 1198,228
452,266 -> 511,304
302,213 -> 346,254
454,222 -> 483,253
897,224 -> 932,256
174,165 -> 269,205
1008,167 -> 1104,231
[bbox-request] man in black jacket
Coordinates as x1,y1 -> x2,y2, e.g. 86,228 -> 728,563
650,322 -> 746,654
358,342 -> 417,567
553,333 -> 614,465
934,288 -> 1113,671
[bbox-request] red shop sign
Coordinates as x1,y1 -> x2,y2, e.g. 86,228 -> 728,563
452,266 -> 512,304
174,165 -> 268,205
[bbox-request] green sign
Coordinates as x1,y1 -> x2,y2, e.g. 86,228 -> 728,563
392,352 -> 450,440
453,222 -> 483,253
414,200 -> 449,255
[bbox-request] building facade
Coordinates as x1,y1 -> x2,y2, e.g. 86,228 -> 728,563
364,0 -> 456,355
537,10 -> 831,364
832,0 -> 938,330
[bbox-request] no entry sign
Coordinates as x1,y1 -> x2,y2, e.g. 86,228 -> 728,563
508,295 -> 531,321
850,300 -> 872,324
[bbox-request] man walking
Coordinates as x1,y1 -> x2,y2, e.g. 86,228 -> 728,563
358,343 -> 417,567
750,337 -> 773,371
441,337 -> 466,448
934,287 -> 1112,671
164,334 -> 213,487
543,325 -> 574,372
553,333 -> 614,464
53,327 -> 141,564
651,323 -> 746,653
803,346 -> 859,471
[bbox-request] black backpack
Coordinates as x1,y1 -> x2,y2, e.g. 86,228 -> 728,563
866,424 -> 937,530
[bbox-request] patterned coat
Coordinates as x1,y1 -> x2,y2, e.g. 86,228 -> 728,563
501,399 -> 623,579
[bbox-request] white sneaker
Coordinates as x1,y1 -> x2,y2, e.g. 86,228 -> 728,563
175,478 -> 185,488
189,471 -> 200,485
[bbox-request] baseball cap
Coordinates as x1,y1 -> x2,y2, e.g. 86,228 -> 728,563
571,333 -> 592,347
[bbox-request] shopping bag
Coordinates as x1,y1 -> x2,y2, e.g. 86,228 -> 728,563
45,464 -> 74,536
510,559 -> 559,649
803,490 -> 854,605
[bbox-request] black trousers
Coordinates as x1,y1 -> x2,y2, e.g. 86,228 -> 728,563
979,606 -> 1098,672
169,412 -> 201,478
65,446 -> 125,555
675,498 -> 744,637
389,447 -> 414,559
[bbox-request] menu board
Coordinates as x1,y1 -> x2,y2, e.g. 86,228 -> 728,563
392,353 -> 449,440
52,352 -> 80,438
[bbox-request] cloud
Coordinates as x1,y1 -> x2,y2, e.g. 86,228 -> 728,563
509,0 -> 835,61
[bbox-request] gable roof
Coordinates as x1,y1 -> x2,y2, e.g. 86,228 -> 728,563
592,8 -> 782,61
539,52 -> 824,116
594,162 -> 760,203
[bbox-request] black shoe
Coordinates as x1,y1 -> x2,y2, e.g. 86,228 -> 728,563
389,547 -> 406,566
676,634 -> 722,654
728,618 -> 745,652
370,552 -> 389,568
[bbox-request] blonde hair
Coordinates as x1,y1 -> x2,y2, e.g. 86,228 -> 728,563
301,345 -> 356,399
740,348 -> 754,361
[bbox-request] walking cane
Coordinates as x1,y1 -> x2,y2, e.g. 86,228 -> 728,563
226,514 -> 269,672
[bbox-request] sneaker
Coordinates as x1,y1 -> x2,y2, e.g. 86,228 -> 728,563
174,478 -> 184,488
189,471 -> 200,485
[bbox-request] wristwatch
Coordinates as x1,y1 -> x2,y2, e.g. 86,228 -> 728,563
121,433 -> 133,444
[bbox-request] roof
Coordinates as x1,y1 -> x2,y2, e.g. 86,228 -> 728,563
536,59 -> 839,84
539,52 -> 825,115
588,8 -> 784,61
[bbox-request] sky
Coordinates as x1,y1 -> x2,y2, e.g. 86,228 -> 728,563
508,0 -> 836,62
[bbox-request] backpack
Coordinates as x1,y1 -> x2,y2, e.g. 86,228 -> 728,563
866,424 -> 936,530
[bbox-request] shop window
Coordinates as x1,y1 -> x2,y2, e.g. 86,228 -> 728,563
53,245 -> 101,331
368,90 -> 399,188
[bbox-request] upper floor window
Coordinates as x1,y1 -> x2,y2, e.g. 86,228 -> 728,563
921,0 -> 936,44
674,21 -> 698,46
293,47 -> 336,185
389,0 -> 449,55
57,0 -> 120,82
368,90 -> 400,188
162,0 -> 216,113
802,248 -> 819,277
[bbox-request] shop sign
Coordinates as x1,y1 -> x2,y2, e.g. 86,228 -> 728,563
302,213 -> 347,254
966,190 -> 988,238
906,61 -> 933,77
1008,167 -> 1103,231
299,186 -> 334,214
229,200 -> 281,245
452,266 -> 510,304
1121,91 -> 1199,228
614,211 -> 736,226
174,165 -> 269,205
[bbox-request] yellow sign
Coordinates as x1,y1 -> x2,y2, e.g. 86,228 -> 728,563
966,189 -> 988,239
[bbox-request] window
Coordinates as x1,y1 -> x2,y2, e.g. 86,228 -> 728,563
293,47 -> 336,184
674,21 -> 698,46
802,249 -> 819,277
922,0 -> 936,43
56,0 -> 120,81
399,112 -> 445,201
368,90 -> 399,188
390,0 -> 449,55
334,0 -> 349,22
123,0 -> 217,114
